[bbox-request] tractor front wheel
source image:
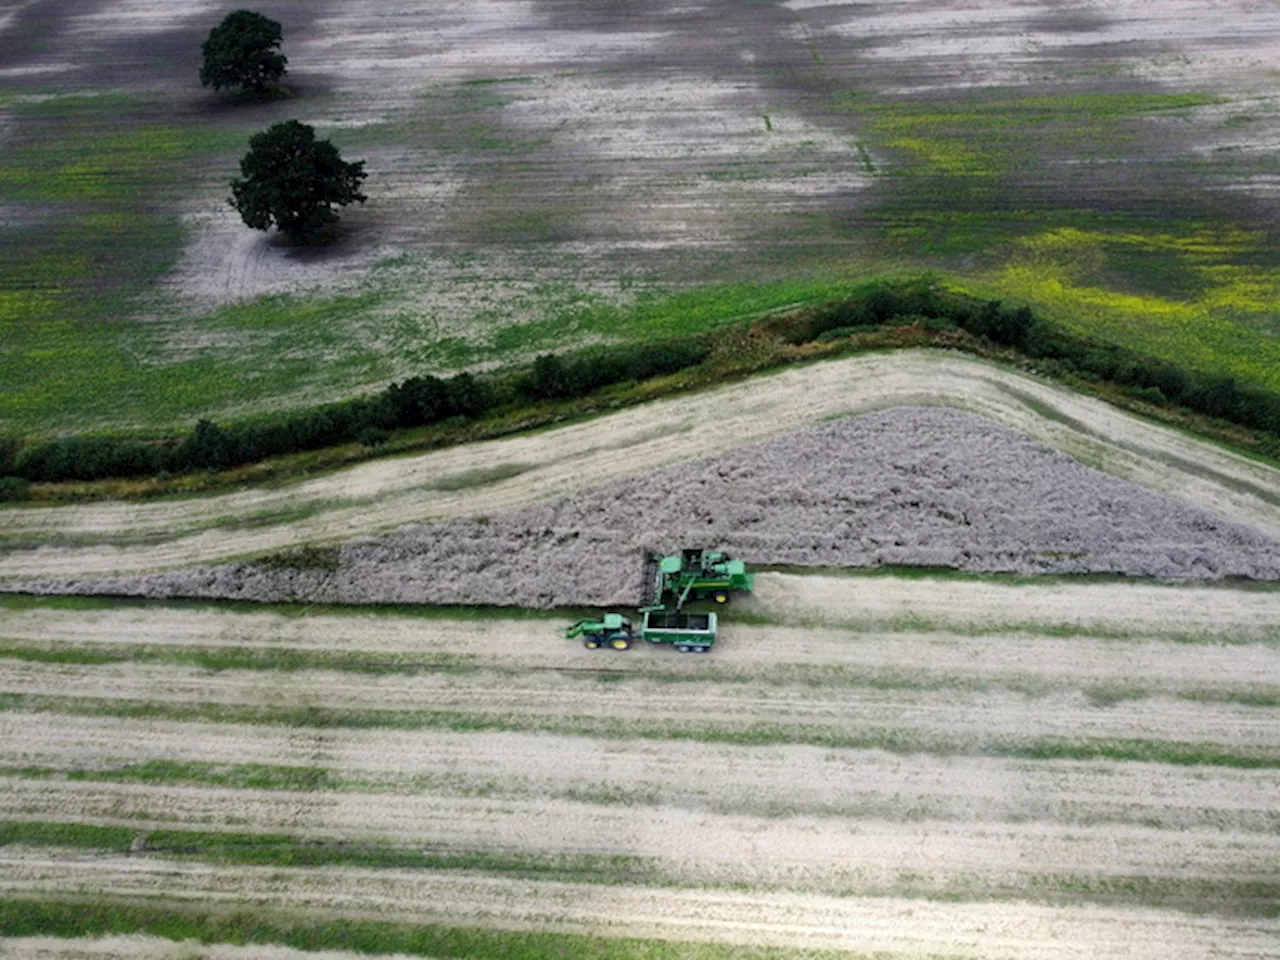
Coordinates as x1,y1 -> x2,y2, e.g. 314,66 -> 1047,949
713,591 -> 729,604
584,638 -> 601,649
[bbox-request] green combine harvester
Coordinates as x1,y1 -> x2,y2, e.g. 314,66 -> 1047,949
642,548 -> 755,610
564,547 -> 751,654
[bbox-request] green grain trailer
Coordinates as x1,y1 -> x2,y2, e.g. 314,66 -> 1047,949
565,611 -> 718,653
641,610 -> 717,653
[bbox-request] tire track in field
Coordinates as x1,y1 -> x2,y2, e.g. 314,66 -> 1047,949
4,714 -> 1276,832
3,851 -> 1277,959
5,777 -> 1276,899
1,660 -> 1274,754
746,573 -> 1280,639
2,352 -> 1277,578
4,590 -> 1279,688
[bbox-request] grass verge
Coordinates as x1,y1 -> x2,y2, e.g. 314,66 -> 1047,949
0,898 -> 867,960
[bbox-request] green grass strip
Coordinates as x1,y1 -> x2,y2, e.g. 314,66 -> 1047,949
0,642 -> 481,676
0,898 -> 872,960
2,693 -> 1273,769
2,823 -> 1276,920
0,822 -> 659,883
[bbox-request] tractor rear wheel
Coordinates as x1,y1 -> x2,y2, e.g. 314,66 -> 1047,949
610,637 -> 631,650
713,591 -> 729,604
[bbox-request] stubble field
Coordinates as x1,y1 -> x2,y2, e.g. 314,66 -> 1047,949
2,347 -> 1279,956
0,568 -> 1277,958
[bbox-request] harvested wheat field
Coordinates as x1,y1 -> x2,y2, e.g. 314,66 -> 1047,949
0,572 -> 1278,957
3,347 -> 1280,957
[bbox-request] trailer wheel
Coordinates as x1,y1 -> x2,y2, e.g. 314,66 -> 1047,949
676,644 -> 691,653
584,638 -> 601,649
712,591 -> 729,604
610,637 -> 631,650
696,646 -> 711,653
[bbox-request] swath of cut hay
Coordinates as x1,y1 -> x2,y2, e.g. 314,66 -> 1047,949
27,407 -> 1280,607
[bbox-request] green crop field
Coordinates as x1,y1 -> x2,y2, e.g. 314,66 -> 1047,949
1,1 -> 1277,437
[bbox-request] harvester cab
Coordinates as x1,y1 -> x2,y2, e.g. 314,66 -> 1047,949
564,613 -> 634,650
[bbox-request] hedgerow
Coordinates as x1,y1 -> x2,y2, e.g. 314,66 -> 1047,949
7,281 -> 1280,486
521,339 -> 710,401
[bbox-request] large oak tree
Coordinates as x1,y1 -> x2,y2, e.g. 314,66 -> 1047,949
200,10 -> 287,93
230,120 -> 368,242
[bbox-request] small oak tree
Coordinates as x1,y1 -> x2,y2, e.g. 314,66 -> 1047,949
200,10 -> 287,93
230,120 -> 368,242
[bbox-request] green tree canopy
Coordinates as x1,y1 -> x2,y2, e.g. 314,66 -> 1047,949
200,10 -> 287,93
229,120 -> 368,242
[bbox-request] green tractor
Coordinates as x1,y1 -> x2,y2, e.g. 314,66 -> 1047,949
565,610 -> 719,653
643,548 -> 754,610
564,613 -> 634,650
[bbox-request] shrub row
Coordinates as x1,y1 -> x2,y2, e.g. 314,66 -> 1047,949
795,282 -> 1280,438
521,338 -> 710,401
12,372 -> 494,483
8,337 -> 712,485
5,285 -> 1279,488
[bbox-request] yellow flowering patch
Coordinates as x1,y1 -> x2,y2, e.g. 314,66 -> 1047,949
985,224 -> 1280,389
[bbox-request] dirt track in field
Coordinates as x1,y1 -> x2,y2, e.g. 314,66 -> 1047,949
3,352 -> 1278,581
7,778 -> 1277,897
4,850 -> 1277,960
6,713 -> 1275,832
6,577 -> 1280,677
748,572 -> 1280,638
7,657 -> 1272,751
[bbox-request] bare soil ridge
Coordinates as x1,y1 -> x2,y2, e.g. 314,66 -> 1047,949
2,353 -> 1278,582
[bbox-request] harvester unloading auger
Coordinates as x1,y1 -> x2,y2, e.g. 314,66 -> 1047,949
565,548 -> 754,654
